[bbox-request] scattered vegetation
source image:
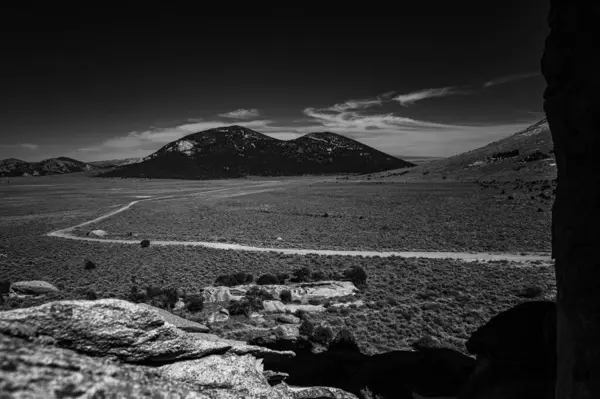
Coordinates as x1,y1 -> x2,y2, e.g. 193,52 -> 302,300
256,274 -> 279,285
214,272 -> 254,287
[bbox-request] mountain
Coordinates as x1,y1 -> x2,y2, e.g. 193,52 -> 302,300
0,157 -> 96,177
88,158 -> 142,168
102,126 -> 414,179
355,119 -> 554,181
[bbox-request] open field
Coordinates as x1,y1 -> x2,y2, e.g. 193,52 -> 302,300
75,181 -> 552,253
0,174 -> 556,355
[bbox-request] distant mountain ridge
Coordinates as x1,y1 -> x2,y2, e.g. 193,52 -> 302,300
102,125 -> 414,179
0,157 -> 96,177
350,119 -> 554,181
88,158 -> 142,168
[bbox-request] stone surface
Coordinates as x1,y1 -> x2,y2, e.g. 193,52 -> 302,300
208,311 -> 230,324
10,280 -> 59,295
0,333 -> 209,398
542,1 -> 600,398
287,385 -> 359,398
263,300 -> 287,313
203,286 -> 234,302
158,354 -> 281,397
274,325 -> 300,341
277,314 -> 301,324
0,299 -> 293,364
136,302 -> 210,332
87,229 -> 108,237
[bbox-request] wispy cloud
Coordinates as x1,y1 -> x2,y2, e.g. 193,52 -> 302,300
483,72 -> 539,88
20,143 -> 38,150
392,87 -> 465,106
218,108 -> 260,119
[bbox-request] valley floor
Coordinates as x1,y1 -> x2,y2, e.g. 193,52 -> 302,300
0,174 -> 556,354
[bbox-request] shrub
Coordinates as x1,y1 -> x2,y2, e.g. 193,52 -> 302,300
308,298 -> 322,306
227,298 -> 252,317
291,267 -> 311,283
84,259 -> 96,270
83,290 -> 98,300
185,295 -> 204,312
276,273 -> 289,284
246,286 -> 274,301
257,274 -> 279,285
0,280 -> 10,296
343,266 -> 368,287
310,270 -> 327,281
518,284 -> 545,298
312,325 -> 335,345
140,239 -> 150,248
215,272 -> 254,287
280,289 -> 292,303
128,285 -> 147,303
299,319 -> 315,336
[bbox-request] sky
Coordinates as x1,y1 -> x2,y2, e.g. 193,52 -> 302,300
0,3 -> 550,162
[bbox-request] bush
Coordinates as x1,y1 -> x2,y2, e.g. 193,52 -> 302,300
227,299 -> 256,317
280,289 -> 292,304
128,285 -> 147,303
518,284 -> 545,298
312,325 -> 335,345
343,266 -> 368,287
140,239 -> 150,248
291,267 -> 311,283
83,289 -> 97,300
215,272 -> 254,287
310,270 -> 327,281
185,295 -> 204,312
0,280 -> 10,296
276,273 -> 289,284
257,274 -> 279,285
245,286 -> 274,301
308,298 -> 322,306
84,259 -> 96,270
299,319 -> 315,336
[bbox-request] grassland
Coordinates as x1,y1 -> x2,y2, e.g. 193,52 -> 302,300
0,175 -> 555,355
78,181 -> 552,252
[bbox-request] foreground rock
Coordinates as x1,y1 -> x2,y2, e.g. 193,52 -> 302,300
0,299 -> 292,364
87,229 -> 108,237
10,280 -> 59,295
137,302 -> 210,332
459,300 -> 556,398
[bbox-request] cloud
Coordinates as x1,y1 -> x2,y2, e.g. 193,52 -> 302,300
218,108 -> 260,119
20,143 -> 38,150
483,72 -> 539,88
392,87 -> 465,106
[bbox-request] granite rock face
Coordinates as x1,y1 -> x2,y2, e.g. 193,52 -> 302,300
0,299 -> 292,364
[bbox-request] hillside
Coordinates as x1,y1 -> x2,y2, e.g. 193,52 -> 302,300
352,119 -> 554,182
88,158 -> 142,168
0,157 -> 96,177
102,126 -> 414,179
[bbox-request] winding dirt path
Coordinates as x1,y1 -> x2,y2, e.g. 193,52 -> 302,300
47,183 -> 552,263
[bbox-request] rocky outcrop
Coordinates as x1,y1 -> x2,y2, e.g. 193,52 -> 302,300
458,301 -> 556,398
87,229 -> 108,237
136,302 -> 210,332
0,299 -> 292,364
10,280 -> 59,295
542,1 -> 600,398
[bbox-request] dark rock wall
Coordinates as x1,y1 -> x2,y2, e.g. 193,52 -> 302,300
542,1 -> 600,398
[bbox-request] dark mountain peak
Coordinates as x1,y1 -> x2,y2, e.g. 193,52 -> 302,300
0,158 -> 27,164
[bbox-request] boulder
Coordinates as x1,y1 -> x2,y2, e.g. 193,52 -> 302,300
87,229 -> 108,237
0,333 -> 209,398
10,280 -> 59,295
173,298 -> 185,311
287,385 -> 359,399
274,325 -> 300,341
277,314 -> 301,324
158,354 -> 280,397
136,302 -> 209,333
263,300 -> 287,313
459,301 -> 556,398
203,286 -> 234,302
208,309 -> 230,324
0,299 -> 293,365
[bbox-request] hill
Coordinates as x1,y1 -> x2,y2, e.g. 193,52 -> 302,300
88,158 -> 142,168
351,119 -> 554,181
101,126 -> 414,179
0,157 -> 96,177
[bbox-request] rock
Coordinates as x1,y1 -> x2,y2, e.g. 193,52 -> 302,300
459,301 -> 556,398
140,239 -> 150,248
10,280 -> 59,295
219,307 -> 230,316
277,314 -> 301,324
158,354 -> 282,397
87,229 -> 108,237
173,298 -> 185,311
208,311 -> 229,324
203,286 -> 234,302
0,333 -> 209,398
136,302 -> 209,333
287,385 -> 359,399
263,300 -> 287,313
274,325 -> 300,341
276,237 -> 283,241
0,299 -> 293,364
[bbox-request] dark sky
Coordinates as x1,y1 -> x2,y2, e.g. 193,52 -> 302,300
0,3 -> 549,161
